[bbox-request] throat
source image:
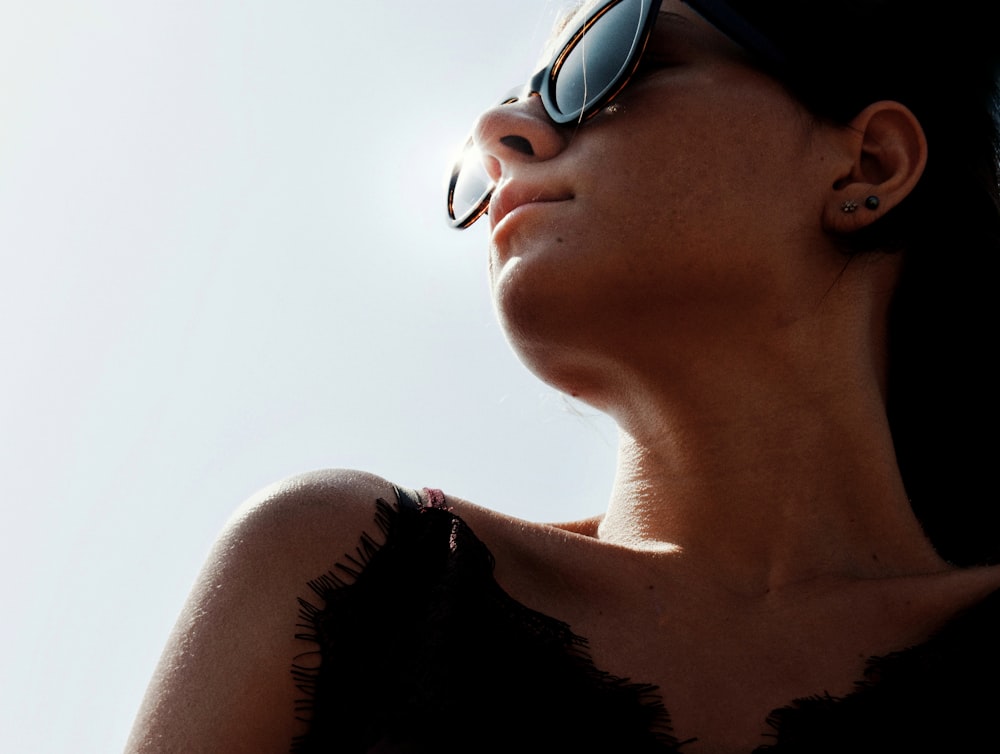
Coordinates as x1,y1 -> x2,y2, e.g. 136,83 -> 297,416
598,429 -> 947,591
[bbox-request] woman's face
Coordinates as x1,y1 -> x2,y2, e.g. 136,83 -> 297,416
473,1 -> 849,404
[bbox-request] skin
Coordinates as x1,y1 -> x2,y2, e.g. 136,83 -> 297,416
482,5 -> 935,582
126,3 -> 1000,752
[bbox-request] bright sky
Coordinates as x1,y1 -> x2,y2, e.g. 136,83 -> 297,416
0,1 -> 620,752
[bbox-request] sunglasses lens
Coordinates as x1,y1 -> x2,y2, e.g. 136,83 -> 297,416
446,0 -> 648,228
552,0 -> 645,117
448,137 -> 493,228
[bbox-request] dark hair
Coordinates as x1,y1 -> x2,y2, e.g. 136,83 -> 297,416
731,0 -> 1000,565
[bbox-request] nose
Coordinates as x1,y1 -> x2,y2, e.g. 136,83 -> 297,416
472,94 -> 569,184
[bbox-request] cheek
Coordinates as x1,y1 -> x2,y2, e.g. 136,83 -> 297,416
608,83 -> 807,220
488,92 -> 815,372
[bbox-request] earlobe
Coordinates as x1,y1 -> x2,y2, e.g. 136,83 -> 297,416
823,101 -> 928,234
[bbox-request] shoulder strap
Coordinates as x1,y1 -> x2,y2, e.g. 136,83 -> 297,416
393,484 -> 423,512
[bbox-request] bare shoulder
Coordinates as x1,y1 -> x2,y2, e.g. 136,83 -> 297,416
433,491 -> 614,609
870,562 -> 1000,647
125,468 -> 407,754
233,467 -> 402,528
929,563 -> 1000,612
223,468 -> 403,557
195,468 -> 409,605
434,489 -> 602,550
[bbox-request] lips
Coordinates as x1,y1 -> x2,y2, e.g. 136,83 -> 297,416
488,181 -> 573,231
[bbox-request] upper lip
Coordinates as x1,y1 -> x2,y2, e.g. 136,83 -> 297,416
489,181 -> 573,230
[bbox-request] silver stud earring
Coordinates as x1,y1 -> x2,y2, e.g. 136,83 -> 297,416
841,199 -> 859,213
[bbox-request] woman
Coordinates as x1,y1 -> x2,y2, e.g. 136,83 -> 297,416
126,0 -> 1000,751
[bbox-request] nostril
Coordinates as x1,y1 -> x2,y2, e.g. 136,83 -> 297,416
499,135 -> 535,157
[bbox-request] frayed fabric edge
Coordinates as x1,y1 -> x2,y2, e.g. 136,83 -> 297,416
288,495 -> 399,753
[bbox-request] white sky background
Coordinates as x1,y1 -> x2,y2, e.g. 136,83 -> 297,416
0,1 -> 620,752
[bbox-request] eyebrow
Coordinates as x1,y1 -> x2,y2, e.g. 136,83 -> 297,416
537,2 -> 589,64
547,1 -> 588,49
555,1 -> 587,33
657,9 -> 696,28
558,4 -> 696,41
646,9 -> 703,55
661,8 -> 692,19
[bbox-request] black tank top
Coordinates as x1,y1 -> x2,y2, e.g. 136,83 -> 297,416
291,487 -> 1000,753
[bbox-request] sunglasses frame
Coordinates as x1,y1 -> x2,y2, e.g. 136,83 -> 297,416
447,0 -> 787,229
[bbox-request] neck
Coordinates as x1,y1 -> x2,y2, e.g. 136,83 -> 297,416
596,354 -> 948,595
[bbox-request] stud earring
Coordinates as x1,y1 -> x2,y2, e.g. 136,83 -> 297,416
841,200 -> 858,213
864,195 -> 880,210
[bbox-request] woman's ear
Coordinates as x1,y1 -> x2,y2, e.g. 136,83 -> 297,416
823,101 -> 928,233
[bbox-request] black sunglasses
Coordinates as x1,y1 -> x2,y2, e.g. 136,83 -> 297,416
446,0 -> 787,229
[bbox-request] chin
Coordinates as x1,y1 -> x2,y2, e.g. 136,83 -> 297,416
518,344 -> 611,409
489,232 -> 635,411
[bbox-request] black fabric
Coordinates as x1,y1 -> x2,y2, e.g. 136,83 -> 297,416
291,491 -> 1000,753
